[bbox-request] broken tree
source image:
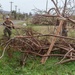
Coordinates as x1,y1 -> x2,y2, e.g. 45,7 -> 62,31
41,0 -> 75,64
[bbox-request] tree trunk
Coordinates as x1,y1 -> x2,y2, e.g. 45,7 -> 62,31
62,21 -> 67,36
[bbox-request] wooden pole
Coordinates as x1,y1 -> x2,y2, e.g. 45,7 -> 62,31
41,20 -> 64,64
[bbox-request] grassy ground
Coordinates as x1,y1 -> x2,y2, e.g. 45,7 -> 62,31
0,25 -> 75,75
0,52 -> 75,75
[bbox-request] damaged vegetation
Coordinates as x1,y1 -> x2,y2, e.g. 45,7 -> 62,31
0,0 -> 75,75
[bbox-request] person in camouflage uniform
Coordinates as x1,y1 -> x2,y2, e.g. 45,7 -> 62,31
3,16 -> 14,39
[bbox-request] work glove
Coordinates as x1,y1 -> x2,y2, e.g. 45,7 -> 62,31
12,26 -> 15,29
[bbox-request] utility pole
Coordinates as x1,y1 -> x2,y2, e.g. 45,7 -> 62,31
0,4 -> 2,8
18,9 -> 20,20
46,0 -> 48,12
15,5 -> 17,12
0,4 -> 3,20
10,2 -> 13,15
0,4 -> 2,11
15,5 -> 17,19
18,9 -> 20,14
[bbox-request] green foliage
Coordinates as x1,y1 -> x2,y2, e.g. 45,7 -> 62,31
0,51 -> 75,75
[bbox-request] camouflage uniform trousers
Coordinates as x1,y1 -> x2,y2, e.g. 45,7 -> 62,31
3,27 -> 12,38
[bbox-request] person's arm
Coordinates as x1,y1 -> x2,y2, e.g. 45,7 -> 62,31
3,21 -> 6,26
10,21 -> 15,29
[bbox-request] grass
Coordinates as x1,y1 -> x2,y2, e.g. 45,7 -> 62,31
26,25 -> 75,37
68,29 -> 75,38
0,25 -> 75,75
0,52 -> 75,75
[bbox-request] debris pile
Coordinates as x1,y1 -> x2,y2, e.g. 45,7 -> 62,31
0,27 -> 75,66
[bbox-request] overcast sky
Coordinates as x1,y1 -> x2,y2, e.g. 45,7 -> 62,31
0,0 -> 54,13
